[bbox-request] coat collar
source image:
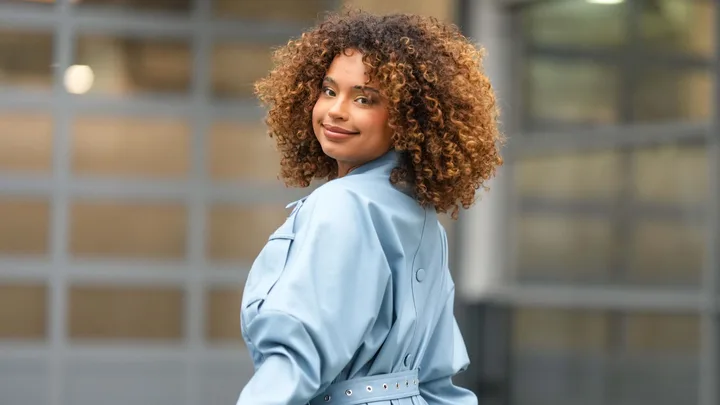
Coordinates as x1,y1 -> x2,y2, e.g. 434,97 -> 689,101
286,149 -> 408,211
344,149 -> 400,178
346,149 -> 415,198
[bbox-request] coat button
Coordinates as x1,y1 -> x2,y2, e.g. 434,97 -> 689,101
404,353 -> 414,367
415,268 -> 426,282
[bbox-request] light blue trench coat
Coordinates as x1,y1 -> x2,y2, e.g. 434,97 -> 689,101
237,150 -> 477,405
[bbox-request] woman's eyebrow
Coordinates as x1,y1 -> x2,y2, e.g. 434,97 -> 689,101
355,85 -> 380,96
323,76 -> 380,95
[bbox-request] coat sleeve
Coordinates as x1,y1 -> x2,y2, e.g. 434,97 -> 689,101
418,287 -> 478,405
237,185 -> 392,405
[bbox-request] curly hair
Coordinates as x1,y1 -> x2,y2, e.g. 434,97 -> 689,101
254,9 -> 503,218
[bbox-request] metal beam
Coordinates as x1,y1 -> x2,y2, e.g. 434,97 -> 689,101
0,260 -> 251,285
186,1 -> 212,403
0,4 -> 56,28
528,44 -> 713,69
456,2 -> 514,404
506,122 -> 709,158
0,176 -> 309,203
699,2 -> 720,405
520,197 -> 706,224
0,344 -> 255,363
61,95 -> 196,117
48,2 -> 72,404
0,88 -> 54,109
483,284 -> 705,311
494,0 -> 545,8
0,93 -> 266,120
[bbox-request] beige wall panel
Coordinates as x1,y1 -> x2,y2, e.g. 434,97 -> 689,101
212,43 -> 273,99
209,121 -> 280,181
214,0 -> 328,23
206,287 -> 243,344
207,204 -> 289,262
0,283 -> 47,340
343,0 -> 456,21
73,116 -> 190,178
0,198 -> 50,255
70,201 -> 187,259
69,285 -> 184,340
0,112 -> 53,173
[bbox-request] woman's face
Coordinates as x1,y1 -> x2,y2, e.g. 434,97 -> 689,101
312,49 -> 393,177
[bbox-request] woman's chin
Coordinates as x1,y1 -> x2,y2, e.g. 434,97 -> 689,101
319,143 -> 350,162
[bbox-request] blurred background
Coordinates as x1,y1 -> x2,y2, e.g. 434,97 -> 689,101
0,0 -> 717,405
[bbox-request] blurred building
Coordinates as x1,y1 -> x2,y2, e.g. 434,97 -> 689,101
0,1 -> 717,405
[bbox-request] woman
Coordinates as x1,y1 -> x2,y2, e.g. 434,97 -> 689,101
237,9 -> 502,405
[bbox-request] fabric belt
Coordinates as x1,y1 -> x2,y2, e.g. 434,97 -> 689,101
309,369 -> 419,405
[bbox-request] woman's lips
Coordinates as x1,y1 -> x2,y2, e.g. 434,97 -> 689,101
322,124 -> 359,140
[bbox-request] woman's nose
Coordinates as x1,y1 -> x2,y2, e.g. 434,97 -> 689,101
327,99 -> 349,120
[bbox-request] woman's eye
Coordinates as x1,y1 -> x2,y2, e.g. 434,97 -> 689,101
322,87 -> 335,96
356,96 -> 371,105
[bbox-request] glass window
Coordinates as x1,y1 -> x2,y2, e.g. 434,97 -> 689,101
514,142 -> 706,286
0,283 -> 47,340
525,58 -> 619,130
213,0 -> 329,24
633,67 -> 713,123
516,214 -> 615,282
77,0 -> 191,13
0,29 -> 54,91
68,285 -> 184,341
632,142 -> 708,204
626,141 -> 706,286
512,308 -> 699,405
69,201 -> 187,259
75,35 -> 191,96
0,198 -> 50,256
512,307 -> 609,351
206,204 -> 289,263
623,312 -> 700,352
627,221 -> 704,285
515,150 -> 620,283
72,116 -> 190,178
640,0 -> 715,58
205,286 -> 243,344
515,150 -> 623,200
523,0 -> 627,48
211,43 -> 273,99
208,121 -> 280,182
521,0 -> 716,128
0,111 -> 53,173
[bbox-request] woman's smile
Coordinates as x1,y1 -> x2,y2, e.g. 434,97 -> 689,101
322,124 -> 360,141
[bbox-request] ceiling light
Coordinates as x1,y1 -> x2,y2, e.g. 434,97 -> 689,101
64,65 -> 95,95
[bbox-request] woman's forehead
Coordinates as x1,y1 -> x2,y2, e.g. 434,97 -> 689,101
327,51 -> 365,74
324,50 -> 380,87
